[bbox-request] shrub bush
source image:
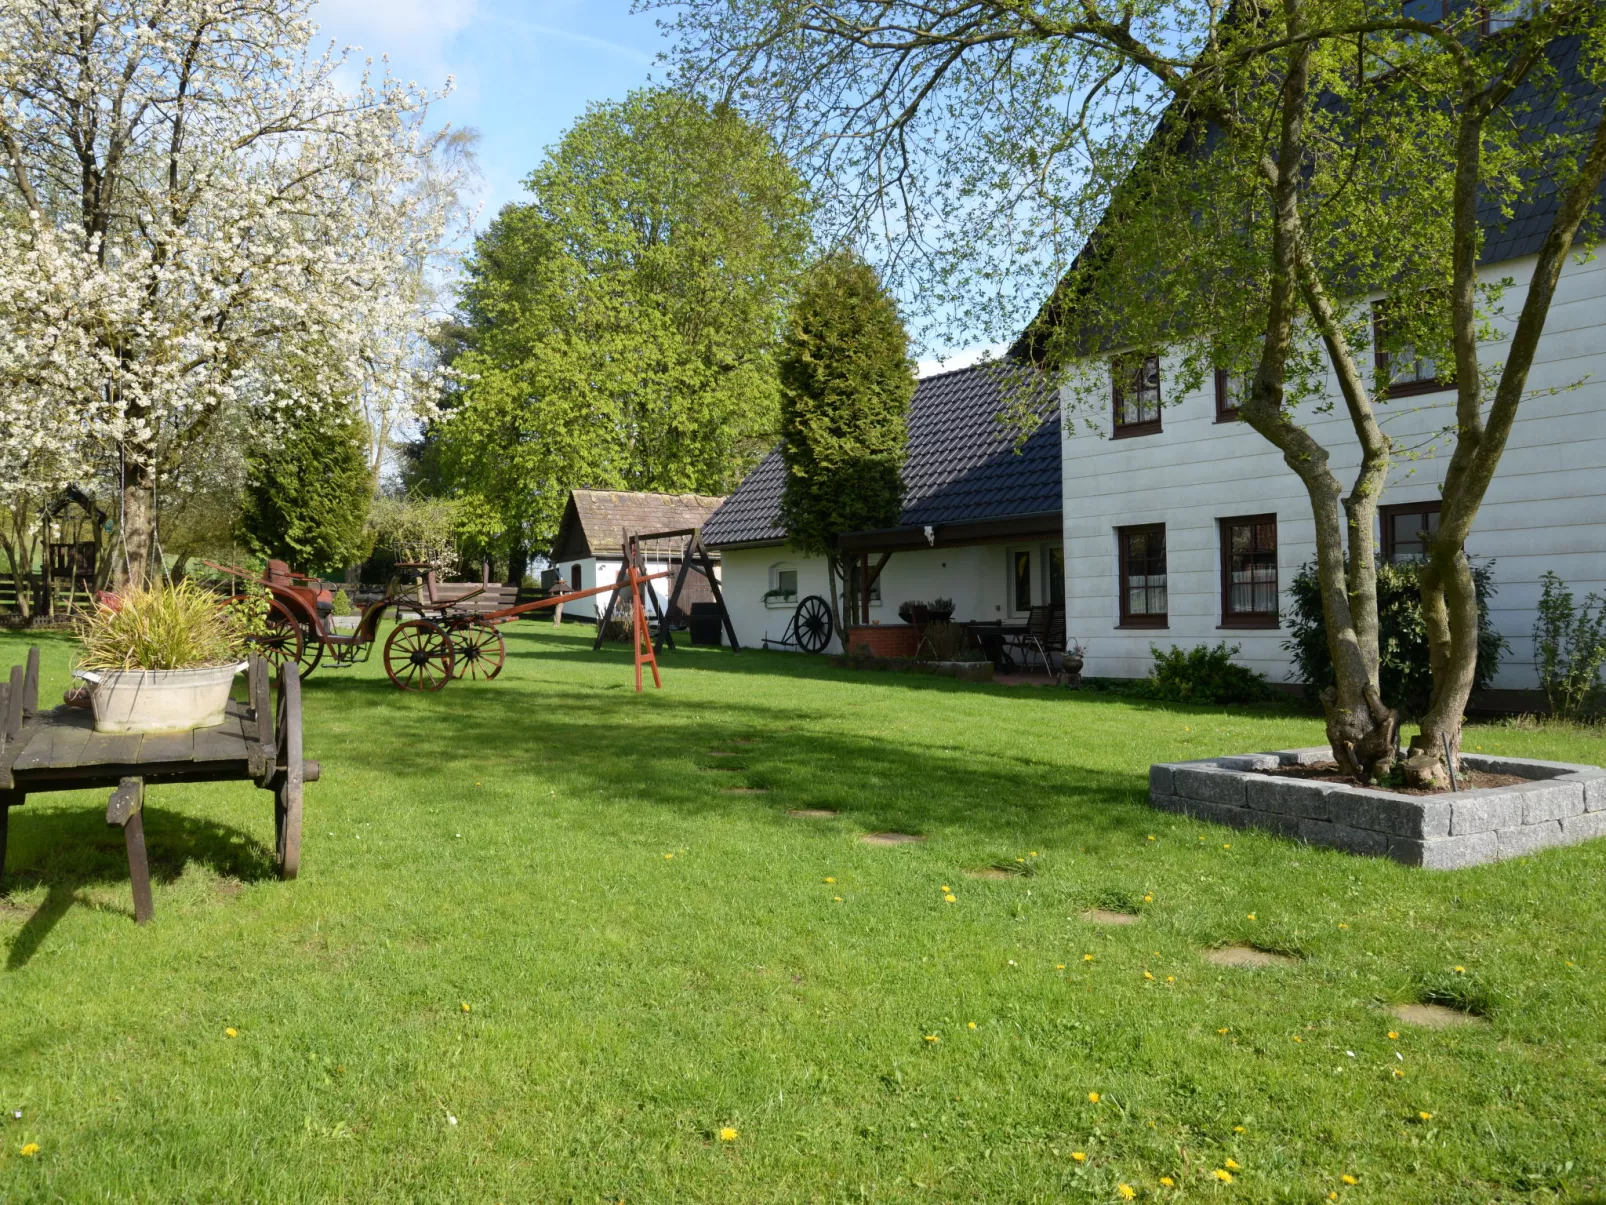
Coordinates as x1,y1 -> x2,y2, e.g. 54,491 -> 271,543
1283,558 -> 1506,713
1145,642 -> 1272,704
1533,570 -> 1606,719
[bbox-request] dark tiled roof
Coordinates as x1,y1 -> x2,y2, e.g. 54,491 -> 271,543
552,489 -> 726,561
701,362 -> 1060,548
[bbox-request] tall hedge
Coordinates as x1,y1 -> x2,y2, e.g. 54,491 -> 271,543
777,251 -> 914,558
237,404 -> 373,575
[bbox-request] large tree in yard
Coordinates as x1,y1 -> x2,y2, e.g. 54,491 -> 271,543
660,0 -> 1606,786
0,0 -> 460,588
431,87 -> 812,565
778,250 -> 915,642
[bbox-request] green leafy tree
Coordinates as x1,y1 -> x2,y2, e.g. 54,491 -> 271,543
430,87 -> 812,560
778,251 -> 914,638
238,404 -> 373,576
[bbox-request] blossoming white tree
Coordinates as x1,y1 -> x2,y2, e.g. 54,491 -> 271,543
0,0 -> 463,585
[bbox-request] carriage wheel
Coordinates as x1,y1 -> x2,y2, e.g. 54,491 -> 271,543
229,595 -> 319,678
384,620 -> 456,692
450,622 -> 506,680
793,595 -> 834,654
273,661 -> 304,880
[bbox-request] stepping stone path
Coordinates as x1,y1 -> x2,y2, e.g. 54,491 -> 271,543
861,832 -> 925,846
706,750 -> 740,757
1081,908 -> 1139,925
785,807 -> 836,818
1389,1002 -> 1488,1029
1201,945 -> 1298,968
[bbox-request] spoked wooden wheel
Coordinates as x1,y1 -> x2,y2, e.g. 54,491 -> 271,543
450,622 -> 506,680
229,595 -> 321,678
273,661 -> 304,880
792,594 -> 834,654
384,620 -> 456,692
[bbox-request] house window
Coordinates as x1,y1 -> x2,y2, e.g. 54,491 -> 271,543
1215,368 -> 1246,422
1373,301 -> 1450,398
1011,547 -> 1034,613
767,563 -> 798,604
1118,524 -> 1167,627
1381,502 -> 1441,561
1220,515 -> 1279,627
1112,354 -> 1162,437
1046,544 -> 1065,608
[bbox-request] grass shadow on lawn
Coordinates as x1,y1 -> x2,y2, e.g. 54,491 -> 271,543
301,670 -> 1161,848
3,805 -> 277,970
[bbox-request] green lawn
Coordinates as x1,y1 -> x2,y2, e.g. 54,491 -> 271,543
1,623 -> 1604,1203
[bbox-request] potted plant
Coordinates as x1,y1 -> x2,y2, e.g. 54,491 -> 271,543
1061,639 -> 1087,688
897,599 -> 931,625
928,597 -> 955,623
72,580 -> 253,734
329,587 -> 360,634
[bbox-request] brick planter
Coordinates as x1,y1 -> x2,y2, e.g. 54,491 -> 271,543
1148,746 -> 1606,869
844,624 -> 920,659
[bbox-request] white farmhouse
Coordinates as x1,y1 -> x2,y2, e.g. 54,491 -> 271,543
547,490 -> 726,622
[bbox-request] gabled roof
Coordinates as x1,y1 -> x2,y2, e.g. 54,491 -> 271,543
701,361 -> 1060,549
551,489 -> 727,561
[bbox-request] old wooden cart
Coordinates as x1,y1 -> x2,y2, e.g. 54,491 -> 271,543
0,649 -> 315,923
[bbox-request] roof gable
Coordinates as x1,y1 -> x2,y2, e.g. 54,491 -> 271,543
551,490 -> 727,561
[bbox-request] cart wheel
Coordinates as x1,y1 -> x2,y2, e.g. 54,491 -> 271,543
450,622 -> 506,680
793,595 -> 834,654
230,595 -> 310,676
273,662 -> 304,880
384,620 -> 456,691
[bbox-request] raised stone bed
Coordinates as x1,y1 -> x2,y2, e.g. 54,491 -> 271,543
1148,746 -> 1606,869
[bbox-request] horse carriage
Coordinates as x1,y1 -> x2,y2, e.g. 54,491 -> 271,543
205,559 -> 508,692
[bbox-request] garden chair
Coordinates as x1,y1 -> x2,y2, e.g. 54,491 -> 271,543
1010,605 -> 1066,675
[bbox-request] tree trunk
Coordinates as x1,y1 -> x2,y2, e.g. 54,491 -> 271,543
824,554 -> 848,655
117,450 -> 158,590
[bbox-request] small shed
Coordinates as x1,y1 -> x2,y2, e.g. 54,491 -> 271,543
549,489 -> 727,622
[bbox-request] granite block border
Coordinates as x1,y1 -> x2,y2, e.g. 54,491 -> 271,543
1148,746 -> 1606,869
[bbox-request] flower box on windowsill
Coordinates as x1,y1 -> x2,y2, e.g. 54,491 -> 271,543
764,594 -> 799,610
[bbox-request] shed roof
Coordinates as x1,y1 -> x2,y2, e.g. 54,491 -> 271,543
701,361 -> 1060,549
551,490 -> 727,562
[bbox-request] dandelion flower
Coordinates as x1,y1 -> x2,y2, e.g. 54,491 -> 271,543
941,885 -> 951,892
1118,1185 -> 1137,1200
1418,1111 -> 1433,1121
944,893 -> 957,903
1292,1036 -> 1303,1043
1144,894 -> 1154,902
1341,1174 -> 1358,1185
825,877 -> 835,883
1225,1158 -> 1241,1170
1453,965 -> 1465,973
1247,913 -> 1256,921
925,1034 -> 940,1043
20,1143 -> 40,1157
1387,1031 -> 1399,1040
1160,1176 -> 1175,1187
1329,1194 -> 1339,1201
1084,954 -> 1095,962
1222,843 -> 1231,850
1072,1151 -> 1087,1162
834,896 -> 843,902
1338,923 -> 1350,929
1218,1027 -> 1229,1035
1144,971 -> 1155,981
1088,1092 -> 1101,1103
968,1021 -> 977,1029
1147,835 -> 1156,842
225,1027 -> 238,1038
461,1002 -> 471,1013
1030,851 -> 1038,857
719,1126 -> 738,1141
1057,964 -> 1066,970
1393,1068 -> 1405,1079
1016,857 -> 1026,863
1234,1125 -> 1246,1133
1213,1169 -> 1233,1183
664,853 -> 673,860
1166,976 -> 1175,983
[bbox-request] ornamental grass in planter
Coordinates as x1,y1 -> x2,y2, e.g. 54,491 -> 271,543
73,579 -> 254,734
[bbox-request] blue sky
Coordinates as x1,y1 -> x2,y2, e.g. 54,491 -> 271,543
310,0 -> 998,366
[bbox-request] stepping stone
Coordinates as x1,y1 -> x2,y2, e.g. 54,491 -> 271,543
699,765 -> 746,772
861,832 -> 925,846
786,807 -> 836,818
1201,945 -> 1298,968
733,738 -> 760,745
707,750 -> 740,757
1081,908 -> 1139,925
723,787 -> 770,795
1389,1002 -> 1488,1029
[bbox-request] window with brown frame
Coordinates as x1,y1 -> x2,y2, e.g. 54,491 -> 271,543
1220,515 -> 1279,628
1373,300 -> 1451,398
1381,501 -> 1442,561
1118,524 -> 1167,627
1214,368 -> 1246,422
1112,354 -> 1162,437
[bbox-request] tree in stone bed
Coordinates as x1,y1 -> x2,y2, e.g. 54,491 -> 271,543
658,0 -> 1606,785
777,251 -> 915,645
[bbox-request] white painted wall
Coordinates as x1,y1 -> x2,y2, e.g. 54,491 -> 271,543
1060,249 -> 1606,690
553,555 -> 684,621
719,540 -> 1064,652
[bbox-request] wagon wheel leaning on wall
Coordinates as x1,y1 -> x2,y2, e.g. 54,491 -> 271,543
792,595 -> 834,654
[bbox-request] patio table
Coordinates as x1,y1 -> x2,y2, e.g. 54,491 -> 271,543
0,652 -> 316,923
